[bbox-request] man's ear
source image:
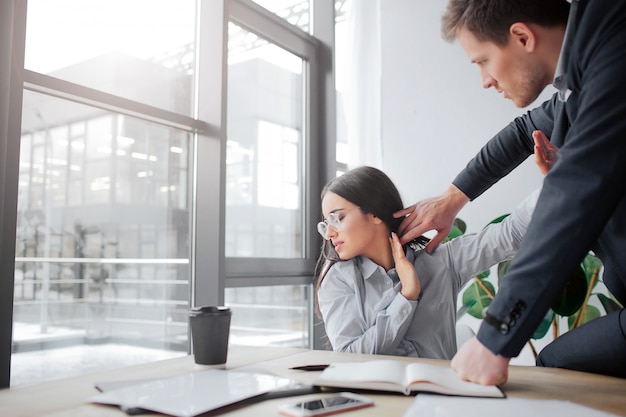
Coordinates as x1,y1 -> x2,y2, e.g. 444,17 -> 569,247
510,22 -> 536,51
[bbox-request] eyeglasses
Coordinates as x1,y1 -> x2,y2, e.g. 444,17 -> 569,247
317,207 -> 360,240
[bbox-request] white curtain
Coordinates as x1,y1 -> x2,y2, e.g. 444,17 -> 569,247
339,0 -> 382,169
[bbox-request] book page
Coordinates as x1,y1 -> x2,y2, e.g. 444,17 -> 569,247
317,360 -> 408,387
315,360 -> 503,397
405,363 -> 503,397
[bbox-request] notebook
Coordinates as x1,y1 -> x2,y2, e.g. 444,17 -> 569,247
89,369 -> 315,417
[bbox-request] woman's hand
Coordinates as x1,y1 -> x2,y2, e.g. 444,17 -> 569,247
390,232 -> 421,300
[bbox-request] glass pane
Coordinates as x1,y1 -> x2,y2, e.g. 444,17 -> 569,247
12,91 -> 191,387
226,23 -> 305,258
225,285 -> 310,348
24,0 -> 196,115
250,0 -> 310,32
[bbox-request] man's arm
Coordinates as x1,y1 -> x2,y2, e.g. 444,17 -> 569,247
454,0 -> 626,384
451,136 -> 551,385
451,93 -> 560,200
395,94 -> 560,248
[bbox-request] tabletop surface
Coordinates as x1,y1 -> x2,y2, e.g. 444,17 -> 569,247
1,345 -> 625,417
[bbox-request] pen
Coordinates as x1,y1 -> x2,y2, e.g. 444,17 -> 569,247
289,364 -> 330,371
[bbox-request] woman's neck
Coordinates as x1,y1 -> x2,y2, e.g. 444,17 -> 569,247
364,234 -> 394,271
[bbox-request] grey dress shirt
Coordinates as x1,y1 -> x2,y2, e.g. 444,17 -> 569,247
318,189 -> 538,359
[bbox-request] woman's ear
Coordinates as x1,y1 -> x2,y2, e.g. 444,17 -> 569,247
369,213 -> 384,225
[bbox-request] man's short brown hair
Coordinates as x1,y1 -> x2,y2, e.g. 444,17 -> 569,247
441,0 -> 570,47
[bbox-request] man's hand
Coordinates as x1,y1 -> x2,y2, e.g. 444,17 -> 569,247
393,184 -> 470,252
533,130 -> 558,175
451,337 -> 510,386
390,232 -> 420,300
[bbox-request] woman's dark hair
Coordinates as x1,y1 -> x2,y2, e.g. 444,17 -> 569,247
441,0 -> 570,47
314,166 -> 429,316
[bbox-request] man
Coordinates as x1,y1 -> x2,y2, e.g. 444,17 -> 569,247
395,0 -> 626,385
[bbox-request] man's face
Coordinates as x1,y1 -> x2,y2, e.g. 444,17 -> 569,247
457,26 -> 548,108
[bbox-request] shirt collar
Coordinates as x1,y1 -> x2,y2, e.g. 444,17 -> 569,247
553,0 -> 579,102
357,246 -> 417,280
358,256 -> 382,280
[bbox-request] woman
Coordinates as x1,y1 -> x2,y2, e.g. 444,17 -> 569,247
316,166 -> 538,359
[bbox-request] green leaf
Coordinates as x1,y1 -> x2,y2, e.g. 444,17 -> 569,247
446,225 -> 464,241
532,309 -> 554,340
477,269 -> 490,279
497,260 -> 510,281
567,305 -> 601,328
456,299 -> 477,322
596,293 -> 623,314
551,265 -> 588,316
453,218 -> 466,235
443,218 -> 468,243
582,253 -> 602,286
484,213 -> 510,228
462,279 -> 495,319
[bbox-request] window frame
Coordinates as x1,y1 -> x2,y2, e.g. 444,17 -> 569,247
0,0 -> 336,387
224,0 -> 321,285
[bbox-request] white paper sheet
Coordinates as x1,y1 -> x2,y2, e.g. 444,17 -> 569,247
89,369 -> 304,417
402,394 -> 620,417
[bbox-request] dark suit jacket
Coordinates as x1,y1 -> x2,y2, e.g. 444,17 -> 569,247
452,0 -> 626,357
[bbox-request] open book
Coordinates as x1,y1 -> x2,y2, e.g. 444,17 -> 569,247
313,360 -> 504,398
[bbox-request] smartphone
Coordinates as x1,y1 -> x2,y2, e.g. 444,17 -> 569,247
278,392 -> 374,417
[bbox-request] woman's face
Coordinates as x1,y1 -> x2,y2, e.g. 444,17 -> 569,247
320,191 -> 381,260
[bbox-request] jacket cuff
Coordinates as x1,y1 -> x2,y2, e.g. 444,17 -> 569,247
476,299 -> 527,357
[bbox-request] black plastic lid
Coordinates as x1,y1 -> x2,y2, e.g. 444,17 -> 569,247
188,306 -> 231,317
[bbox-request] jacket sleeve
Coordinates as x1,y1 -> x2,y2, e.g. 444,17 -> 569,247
453,94 -> 560,200
477,0 -> 626,357
318,263 -> 416,355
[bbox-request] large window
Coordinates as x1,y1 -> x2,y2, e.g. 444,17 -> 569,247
13,93 -> 191,386
226,23 -> 305,259
3,0 -> 333,388
24,0 -> 196,116
222,1 -> 323,349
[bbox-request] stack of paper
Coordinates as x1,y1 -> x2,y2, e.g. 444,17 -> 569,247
402,394 -> 621,417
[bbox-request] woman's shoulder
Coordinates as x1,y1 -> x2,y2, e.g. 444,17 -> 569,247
319,258 -> 364,293
323,258 -> 358,280
322,256 -> 379,284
